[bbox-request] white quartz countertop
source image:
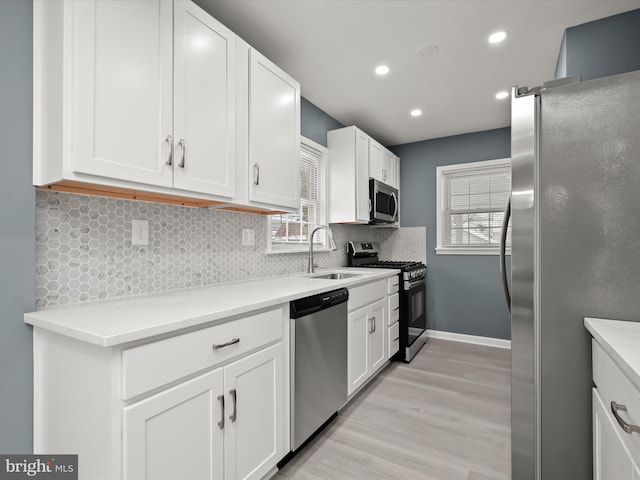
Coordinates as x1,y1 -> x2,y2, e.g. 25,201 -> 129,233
25,269 -> 399,348
585,317 -> 640,392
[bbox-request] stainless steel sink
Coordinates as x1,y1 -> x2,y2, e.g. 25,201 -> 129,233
311,273 -> 361,280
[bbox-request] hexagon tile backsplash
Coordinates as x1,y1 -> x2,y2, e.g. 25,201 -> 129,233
35,191 -> 426,309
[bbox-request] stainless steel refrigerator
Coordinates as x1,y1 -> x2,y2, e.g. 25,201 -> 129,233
501,69 -> 640,480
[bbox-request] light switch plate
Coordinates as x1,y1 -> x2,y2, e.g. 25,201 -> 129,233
132,219 -> 149,246
242,228 -> 255,246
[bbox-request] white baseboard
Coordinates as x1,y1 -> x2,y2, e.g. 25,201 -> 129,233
426,329 -> 511,349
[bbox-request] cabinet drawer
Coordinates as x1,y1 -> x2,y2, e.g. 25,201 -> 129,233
593,340 -> 640,463
388,322 -> 400,357
387,275 -> 400,294
349,280 -> 386,311
388,293 -> 400,326
122,307 -> 284,399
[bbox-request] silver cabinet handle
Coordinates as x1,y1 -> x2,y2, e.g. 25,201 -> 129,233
253,163 -> 260,185
178,138 -> 186,168
372,316 -> 376,333
368,317 -> 373,334
393,306 -> 400,311
212,338 -> 240,350
217,395 -> 225,430
611,401 -> 640,434
368,198 -> 372,213
165,135 -> 173,166
229,389 -> 237,422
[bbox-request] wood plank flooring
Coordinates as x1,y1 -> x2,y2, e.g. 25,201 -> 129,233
275,339 -> 511,480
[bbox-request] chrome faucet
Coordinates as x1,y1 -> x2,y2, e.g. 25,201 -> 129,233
307,225 -> 337,273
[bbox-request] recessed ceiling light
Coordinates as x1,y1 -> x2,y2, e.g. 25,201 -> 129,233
410,109 -> 422,117
495,90 -> 509,100
375,65 -> 390,76
489,30 -> 508,44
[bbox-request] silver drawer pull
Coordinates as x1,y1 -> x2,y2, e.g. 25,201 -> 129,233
393,337 -> 400,341
611,401 -> 640,434
393,306 -> 400,311
230,389 -> 237,422
217,395 -> 225,430
212,338 -> 240,350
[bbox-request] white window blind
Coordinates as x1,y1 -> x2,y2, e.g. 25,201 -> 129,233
270,140 -> 324,248
437,158 -> 511,253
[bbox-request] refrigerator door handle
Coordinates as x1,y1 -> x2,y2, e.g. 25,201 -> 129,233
500,196 -> 511,314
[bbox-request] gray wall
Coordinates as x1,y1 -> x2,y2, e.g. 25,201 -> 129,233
0,0 -> 34,453
300,97 -> 344,147
391,128 -> 511,340
556,8 -> 640,80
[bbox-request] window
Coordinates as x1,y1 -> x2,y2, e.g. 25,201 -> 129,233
267,136 -> 328,253
436,158 -> 511,255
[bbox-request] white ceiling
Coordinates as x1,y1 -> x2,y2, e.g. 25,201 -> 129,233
196,0 -> 640,146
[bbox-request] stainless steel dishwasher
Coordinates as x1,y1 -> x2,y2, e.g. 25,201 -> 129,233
289,287 -> 348,452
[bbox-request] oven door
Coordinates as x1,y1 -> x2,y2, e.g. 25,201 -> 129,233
400,278 -> 427,362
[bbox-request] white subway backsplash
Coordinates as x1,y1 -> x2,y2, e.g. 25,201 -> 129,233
35,191 -> 425,309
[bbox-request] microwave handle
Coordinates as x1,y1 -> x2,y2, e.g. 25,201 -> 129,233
391,192 -> 398,220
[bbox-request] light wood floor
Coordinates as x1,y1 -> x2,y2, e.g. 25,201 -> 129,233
275,338 -> 511,480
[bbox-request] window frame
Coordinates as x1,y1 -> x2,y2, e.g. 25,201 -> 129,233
435,157 -> 511,256
266,136 -> 329,254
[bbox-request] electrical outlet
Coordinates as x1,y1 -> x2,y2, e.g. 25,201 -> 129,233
242,228 -> 255,246
132,219 -> 149,246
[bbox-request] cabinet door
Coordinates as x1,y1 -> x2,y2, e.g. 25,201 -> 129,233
224,344 -> 284,480
348,306 -> 370,395
382,149 -> 395,185
593,388 -> 636,480
369,299 -> 387,372
72,0 -> 173,187
248,49 -> 300,209
369,140 -> 384,182
124,368 -> 224,480
355,129 -> 371,222
173,0 -> 236,197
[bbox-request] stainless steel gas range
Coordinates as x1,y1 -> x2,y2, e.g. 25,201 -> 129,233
347,241 -> 427,362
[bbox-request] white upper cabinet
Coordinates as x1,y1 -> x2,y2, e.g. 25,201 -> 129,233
173,0 -> 236,197
383,149 -> 400,188
34,0 -> 299,211
370,140 -> 398,187
35,0 -> 236,200
248,48 -> 300,209
368,139 -> 384,183
328,126 -> 400,224
327,126 -> 371,224
71,0 -> 174,187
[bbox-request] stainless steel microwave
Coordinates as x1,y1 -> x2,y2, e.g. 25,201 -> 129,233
369,179 -> 398,224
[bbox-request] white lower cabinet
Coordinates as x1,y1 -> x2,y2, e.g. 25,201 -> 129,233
124,344 -> 283,480
32,306 -> 289,480
124,368 -> 225,480
591,339 -> 640,480
593,388 -> 639,480
347,280 -> 388,396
